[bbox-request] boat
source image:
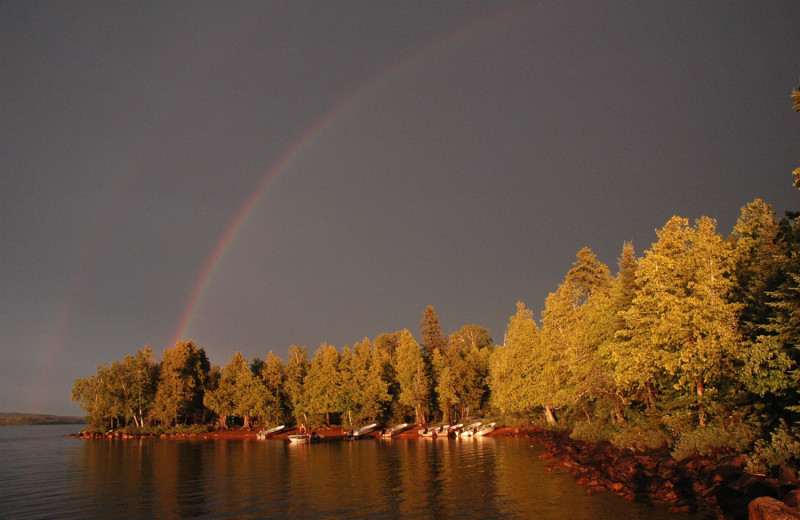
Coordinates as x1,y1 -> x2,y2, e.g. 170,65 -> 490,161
256,424 -> 285,439
458,421 -> 482,437
419,424 -> 449,437
418,427 -> 435,437
382,423 -> 409,437
474,422 -> 497,436
348,423 -> 378,439
287,432 -> 324,443
445,423 -> 464,437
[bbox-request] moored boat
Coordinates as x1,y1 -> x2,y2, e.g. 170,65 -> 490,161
445,423 -> 463,437
287,432 -> 324,443
382,423 -> 409,437
419,424 -> 450,437
474,422 -> 497,436
458,421 -> 482,437
256,424 -> 285,439
348,423 -> 378,439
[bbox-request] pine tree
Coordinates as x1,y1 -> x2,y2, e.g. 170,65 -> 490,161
419,305 -> 448,356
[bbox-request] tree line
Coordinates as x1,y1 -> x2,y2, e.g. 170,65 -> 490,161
71,307 -> 492,433
72,86 -> 800,467
72,197 -> 800,462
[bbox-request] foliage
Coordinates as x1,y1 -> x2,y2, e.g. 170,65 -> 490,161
70,141 -> 800,461
746,421 -> 800,475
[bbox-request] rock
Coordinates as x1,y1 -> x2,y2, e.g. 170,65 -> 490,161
784,490 -> 800,508
749,496 -> 800,520
780,465 -> 799,483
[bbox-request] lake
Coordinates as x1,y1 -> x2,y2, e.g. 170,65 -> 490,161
0,425 -> 706,519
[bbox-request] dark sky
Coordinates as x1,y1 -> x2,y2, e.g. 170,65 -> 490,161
3,1 -> 799,415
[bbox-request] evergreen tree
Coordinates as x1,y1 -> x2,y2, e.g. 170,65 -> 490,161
419,305 -> 448,356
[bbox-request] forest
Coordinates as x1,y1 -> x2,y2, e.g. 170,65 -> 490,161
72,87 -> 800,472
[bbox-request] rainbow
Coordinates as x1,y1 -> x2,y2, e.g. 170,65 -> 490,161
168,4 -> 532,347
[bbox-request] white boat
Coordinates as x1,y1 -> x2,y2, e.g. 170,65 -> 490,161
419,424 -> 449,437
349,423 -> 378,439
459,421 -> 482,437
288,432 -> 324,443
382,423 -> 409,437
444,423 -> 463,437
474,422 -> 497,436
256,424 -> 285,439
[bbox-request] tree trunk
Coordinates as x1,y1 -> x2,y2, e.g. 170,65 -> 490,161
544,406 -> 557,426
697,380 -> 706,427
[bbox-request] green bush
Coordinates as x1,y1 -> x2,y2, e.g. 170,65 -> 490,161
610,424 -> 670,451
671,422 -> 754,460
569,420 -> 615,443
745,422 -> 800,475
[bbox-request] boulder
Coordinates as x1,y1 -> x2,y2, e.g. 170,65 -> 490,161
749,496 -> 800,520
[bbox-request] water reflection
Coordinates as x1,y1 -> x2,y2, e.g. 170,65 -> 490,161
62,434 -> 706,519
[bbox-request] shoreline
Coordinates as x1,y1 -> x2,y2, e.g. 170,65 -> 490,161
66,424 -> 519,441
66,424 -> 800,519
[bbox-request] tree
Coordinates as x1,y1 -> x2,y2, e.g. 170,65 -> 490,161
284,345 -> 309,424
203,352 -> 264,428
302,344 -> 342,426
419,305 -> 448,356
489,302 -> 541,420
72,365 -> 114,429
113,346 -> 158,428
566,247 -> 612,301
434,325 -> 493,422
616,216 -> 743,427
393,329 -> 431,424
152,341 -> 210,427
260,351 -> 287,424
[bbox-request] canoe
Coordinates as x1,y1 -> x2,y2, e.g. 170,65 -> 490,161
256,424 -> 285,439
474,422 -> 497,436
382,423 -> 409,437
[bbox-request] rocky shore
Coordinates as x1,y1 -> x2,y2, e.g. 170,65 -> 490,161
523,429 -> 800,520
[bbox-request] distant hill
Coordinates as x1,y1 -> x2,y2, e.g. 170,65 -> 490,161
0,412 -> 85,426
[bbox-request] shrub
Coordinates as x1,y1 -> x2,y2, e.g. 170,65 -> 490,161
569,420 -> 615,443
610,425 -> 670,451
671,422 -> 754,460
745,422 -> 800,475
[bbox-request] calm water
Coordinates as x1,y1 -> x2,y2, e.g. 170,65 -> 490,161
0,425 -> 705,519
